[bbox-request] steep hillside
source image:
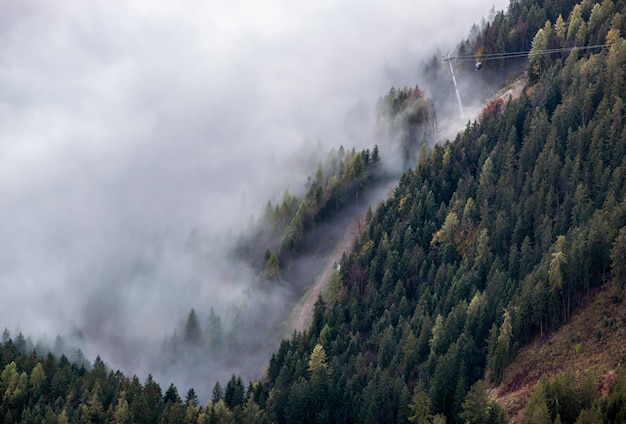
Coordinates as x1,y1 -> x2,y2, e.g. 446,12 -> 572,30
2,1 -> 626,423
252,1 -> 626,423
495,284 -> 626,422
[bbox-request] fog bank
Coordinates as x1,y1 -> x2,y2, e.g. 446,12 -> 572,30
0,0 -> 508,394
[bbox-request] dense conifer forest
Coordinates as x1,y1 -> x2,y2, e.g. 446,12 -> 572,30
3,0 -> 626,422
239,143 -> 385,279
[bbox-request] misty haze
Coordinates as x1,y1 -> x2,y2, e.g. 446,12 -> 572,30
0,0 -> 508,396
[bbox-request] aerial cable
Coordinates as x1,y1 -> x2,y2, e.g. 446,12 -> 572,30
453,43 -> 612,63
441,42 -> 612,119
456,42 -> 612,61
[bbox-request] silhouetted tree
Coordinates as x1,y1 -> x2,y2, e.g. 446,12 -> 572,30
183,309 -> 201,345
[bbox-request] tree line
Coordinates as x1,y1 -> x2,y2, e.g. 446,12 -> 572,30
3,0 -> 626,423
247,1 -> 626,422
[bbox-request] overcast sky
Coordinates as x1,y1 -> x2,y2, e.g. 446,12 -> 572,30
0,0 -> 509,389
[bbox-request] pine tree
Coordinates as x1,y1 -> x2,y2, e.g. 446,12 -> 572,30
610,227 -> 626,301
185,388 -> 199,408
164,383 -> 180,404
460,380 -> 491,424
308,344 -> 328,377
113,391 -> 132,424
211,381 -> 224,403
184,308 -> 201,345
263,252 -> 281,281
408,388 -> 433,423
224,375 -> 245,410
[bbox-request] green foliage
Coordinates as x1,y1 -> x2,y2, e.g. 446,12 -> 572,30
6,2 -> 626,423
376,86 -> 436,170
523,369 -> 623,424
460,380 -> 506,424
408,388 -> 433,423
488,309 -> 513,384
524,380 -> 552,424
245,143 -> 387,283
0,336 -> 282,423
263,251 -> 281,281
610,227 -> 626,300
324,269 -> 343,301
251,3 -> 626,421
575,407 -> 603,424
212,381 -> 224,403
575,343 -> 584,354
603,365 -> 626,423
308,344 -> 328,376
224,375 -> 245,410
530,27 -> 549,81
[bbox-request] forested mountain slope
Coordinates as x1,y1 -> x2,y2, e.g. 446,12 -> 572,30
253,1 -> 626,423
2,0 -> 626,423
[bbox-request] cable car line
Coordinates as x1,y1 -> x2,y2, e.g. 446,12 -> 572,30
441,42 -> 612,117
453,42 -> 612,63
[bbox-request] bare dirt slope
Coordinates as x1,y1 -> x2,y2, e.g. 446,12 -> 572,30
437,74 -> 527,142
289,179 -> 398,333
496,75 -> 527,103
293,218 -> 362,332
494,285 -> 626,423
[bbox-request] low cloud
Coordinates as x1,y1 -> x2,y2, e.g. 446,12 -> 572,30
0,0 -> 508,394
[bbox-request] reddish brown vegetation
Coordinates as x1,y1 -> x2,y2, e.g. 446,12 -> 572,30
493,285 -> 626,423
